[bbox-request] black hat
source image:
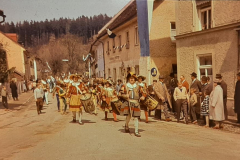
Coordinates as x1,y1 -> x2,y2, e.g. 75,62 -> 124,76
216,74 -> 222,79
127,72 -> 138,81
159,75 -> 164,79
169,73 -> 174,78
190,72 -> 197,78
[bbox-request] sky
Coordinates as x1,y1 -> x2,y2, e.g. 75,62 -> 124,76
0,0 -> 131,23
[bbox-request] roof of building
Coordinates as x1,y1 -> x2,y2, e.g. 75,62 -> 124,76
0,31 -> 27,51
5,33 -> 18,42
97,0 -> 137,39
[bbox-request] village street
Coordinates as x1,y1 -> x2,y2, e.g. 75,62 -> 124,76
1,93 -> 240,160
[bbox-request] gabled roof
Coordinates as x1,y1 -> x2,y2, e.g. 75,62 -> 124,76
97,0 -> 137,39
0,31 -> 27,50
5,33 -> 18,42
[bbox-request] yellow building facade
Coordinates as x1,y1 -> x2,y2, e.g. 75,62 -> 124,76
0,31 -> 27,80
92,0 -> 176,84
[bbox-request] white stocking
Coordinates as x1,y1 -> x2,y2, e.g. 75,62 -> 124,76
134,118 -> 139,134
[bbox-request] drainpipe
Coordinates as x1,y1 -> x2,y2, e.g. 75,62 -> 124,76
98,40 -> 105,79
238,30 -> 240,72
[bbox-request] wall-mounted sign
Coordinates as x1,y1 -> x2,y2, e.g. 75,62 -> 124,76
151,68 -> 157,77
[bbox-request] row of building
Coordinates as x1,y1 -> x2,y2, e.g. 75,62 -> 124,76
88,0 -> 240,115
0,31 -> 49,83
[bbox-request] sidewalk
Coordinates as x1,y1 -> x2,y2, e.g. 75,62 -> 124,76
223,115 -> 240,127
0,91 -> 34,115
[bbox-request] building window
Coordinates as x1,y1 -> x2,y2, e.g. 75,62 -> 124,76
113,68 -> 117,82
134,27 -> 139,45
200,7 -> 211,30
119,35 -> 122,51
106,41 -> 110,55
170,22 -> 176,42
126,31 -> 130,49
197,0 -> 212,31
113,38 -> 115,53
197,54 -> 213,81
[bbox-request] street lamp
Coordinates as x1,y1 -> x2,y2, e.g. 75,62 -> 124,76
0,10 -> 6,24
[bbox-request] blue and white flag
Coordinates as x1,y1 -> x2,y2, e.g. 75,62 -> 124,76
136,0 -> 154,57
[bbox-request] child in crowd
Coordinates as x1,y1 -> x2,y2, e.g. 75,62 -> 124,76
201,90 -> 210,127
190,88 -> 198,124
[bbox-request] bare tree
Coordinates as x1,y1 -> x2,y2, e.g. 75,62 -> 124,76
34,34 -> 90,76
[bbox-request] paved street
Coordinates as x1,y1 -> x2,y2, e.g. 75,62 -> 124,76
1,94 -> 240,160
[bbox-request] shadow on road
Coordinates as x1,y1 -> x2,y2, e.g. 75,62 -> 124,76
118,128 -> 145,133
68,120 -> 96,124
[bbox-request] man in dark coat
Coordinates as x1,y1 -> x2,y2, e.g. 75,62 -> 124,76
216,74 -> 228,120
200,76 -> 210,98
169,73 -> 178,113
10,80 -> 18,101
234,72 -> 240,123
190,72 -> 201,118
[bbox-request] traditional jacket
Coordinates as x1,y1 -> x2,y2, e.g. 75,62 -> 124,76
120,82 -> 146,117
100,87 -> 114,111
67,82 -> 86,112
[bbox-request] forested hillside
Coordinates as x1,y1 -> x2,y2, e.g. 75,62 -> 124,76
0,14 -> 111,47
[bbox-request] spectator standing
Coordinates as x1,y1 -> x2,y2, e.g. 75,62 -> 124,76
190,72 -> 201,118
34,83 -> 44,115
1,85 -> 9,111
169,73 -> 178,113
190,88 -> 198,124
234,72 -> 240,123
209,79 -> 225,129
180,75 -> 189,93
200,76 -> 210,97
10,80 -> 18,101
173,82 -> 189,124
207,77 -> 213,93
201,90 -> 210,127
216,74 -> 228,120
153,75 -> 172,121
